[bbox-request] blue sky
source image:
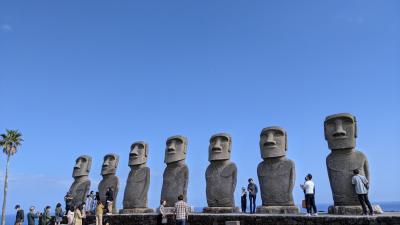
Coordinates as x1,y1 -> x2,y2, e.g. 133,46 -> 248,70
0,0 -> 399,214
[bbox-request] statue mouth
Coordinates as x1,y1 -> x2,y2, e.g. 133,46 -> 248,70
263,142 -> 276,148
212,147 -> 222,153
167,148 -> 176,154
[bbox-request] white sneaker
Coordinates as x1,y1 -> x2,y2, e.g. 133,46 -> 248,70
305,213 -> 311,216
312,213 -> 318,216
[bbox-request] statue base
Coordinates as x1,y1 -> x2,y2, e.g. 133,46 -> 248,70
256,205 -> 300,214
328,205 -> 383,215
203,207 -> 241,213
119,208 -> 154,214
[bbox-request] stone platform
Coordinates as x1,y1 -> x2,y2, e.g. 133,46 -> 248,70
256,205 -> 300,214
119,208 -> 154,214
328,205 -> 383,215
203,207 -> 241,213
80,212 -> 400,225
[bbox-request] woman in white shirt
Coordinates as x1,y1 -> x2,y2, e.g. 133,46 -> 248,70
300,174 -> 317,215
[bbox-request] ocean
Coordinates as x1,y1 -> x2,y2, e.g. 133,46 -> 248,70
5,202 -> 400,225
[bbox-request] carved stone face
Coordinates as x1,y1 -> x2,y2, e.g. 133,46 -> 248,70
101,154 -> 119,176
129,141 -> 148,166
72,155 -> 92,178
164,136 -> 187,164
208,133 -> 231,161
324,113 -> 357,150
259,126 -> 287,158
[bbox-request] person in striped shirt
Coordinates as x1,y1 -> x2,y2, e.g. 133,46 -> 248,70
174,195 -> 190,225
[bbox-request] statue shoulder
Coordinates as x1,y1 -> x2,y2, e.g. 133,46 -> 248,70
222,162 -> 237,177
257,161 -> 266,176
354,150 -> 367,160
205,164 -> 213,177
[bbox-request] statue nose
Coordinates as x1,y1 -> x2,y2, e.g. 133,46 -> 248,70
333,121 -> 347,137
265,133 -> 276,145
212,139 -> 222,152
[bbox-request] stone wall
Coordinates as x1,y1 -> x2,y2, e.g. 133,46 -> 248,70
81,213 -> 400,225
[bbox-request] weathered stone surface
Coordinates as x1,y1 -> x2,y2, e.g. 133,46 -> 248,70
324,113 -> 380,213
206,133 -> 237,208
203,207 -> 241,213
119,208 -> 154,214
69,155 -> 92,207
328,205 -> 383,215
225,221 -> 240,225
256,206 -> 299,214
122,141 -> 152,211
257,127 -> 297,211
98,153 -> 119,213
161,136 -> 189,207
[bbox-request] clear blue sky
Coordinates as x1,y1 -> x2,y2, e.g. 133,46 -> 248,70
0,0 -> 399,214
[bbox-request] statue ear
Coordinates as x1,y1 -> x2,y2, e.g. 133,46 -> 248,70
354,116 -> 358,138
114,155 -> 119,168
145,145 -> 148,157
87,158 -> 92,172
285,131 -> 288,151
324,122 -> 328,140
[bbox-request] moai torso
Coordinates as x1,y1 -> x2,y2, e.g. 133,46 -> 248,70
123,166 -> 150,208
257,157 -> 295,206
99,175 -> 119,204
69,178 -> 91,207
324,113 -> 370,206
161,162 -> 189,207
206,160 -> 237,207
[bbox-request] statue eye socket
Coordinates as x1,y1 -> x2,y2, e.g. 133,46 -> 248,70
274,131 -> 283,137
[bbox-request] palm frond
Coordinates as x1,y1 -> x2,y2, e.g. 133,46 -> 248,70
0,129 -> 23,155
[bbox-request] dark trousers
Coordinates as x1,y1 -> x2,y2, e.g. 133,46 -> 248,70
357,194 -> 373,214
241,200 -> 247,213
249,195 -> 256,213
176,219 -> 186,225
305,194 -> 317,214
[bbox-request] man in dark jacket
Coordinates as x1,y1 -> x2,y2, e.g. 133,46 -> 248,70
247,178 -> 258,214
105,187 -> 114,214
27,206 -> 39,225
15,205 -> 24,225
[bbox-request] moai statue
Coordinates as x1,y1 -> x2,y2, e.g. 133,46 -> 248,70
121,141 -> 153,213
161,136 -> 189,209
98,153 -> 119,214
203,133 -> 239,213
256,127 -> 299,214
69,155 -> 92,207
324,113 -> 381,214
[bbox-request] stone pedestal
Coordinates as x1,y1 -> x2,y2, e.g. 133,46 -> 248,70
203,207 -> 241,213
328,205 -> 383,215
119,208 -> 154,214
256,205 -> 299,214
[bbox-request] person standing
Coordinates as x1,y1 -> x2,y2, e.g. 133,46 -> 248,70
85,191 -> 95,214
73,204 -> 85,225
66,208 -> 74,225
55,203 -> 63,225
27,206 -> 39,225
42,206 -> 51,225
159,200 -> 167,225
300,174 -> 317,216
95,202 -> 104,225
14,205 -> 24,225
64,192 -> 73,214
105,187 -> 114,214
352,169 -> 374,215
240,187 -> 247,213
174,195 -> 189,225
247,178 -> 258,214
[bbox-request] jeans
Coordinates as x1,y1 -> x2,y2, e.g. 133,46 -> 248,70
176,219 -> 186,225
357,194 -> 373,214
305,194 -> 317,214
249,195 -> 256,213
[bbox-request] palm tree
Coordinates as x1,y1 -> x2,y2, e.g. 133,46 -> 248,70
0,129 -> 23,225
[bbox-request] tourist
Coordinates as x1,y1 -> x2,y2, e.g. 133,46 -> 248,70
300,174 -> 317,216
55,203 -> 63,225
247,178 -> 258,214
38,212 -> 43,225
241,187 -> 247,213
73,204 -> 85,225
42,206 -> 52,225
66,208 -> 74,225
352,169 -> 374,215
174,195 -> 189,225
159,200 -> 167,224
95,202 -> 104,225
64,192 -> 73,214
27,206 -> 39,225
86,191 -> 95,214
14,205 -> 24,225
105,187 -> 114,214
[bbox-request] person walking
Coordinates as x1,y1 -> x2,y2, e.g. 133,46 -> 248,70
27,206 -> 39,225
14,205 -> 24,225
352,169 -> 374,215
241,187 -> 247,213
247,178 -> 258,214
73,204 -> 85,225
174,195 -> 189,225
55,203 -> 63,225
159,200 -> 167,225
300,174 -> 317,216
95,202 -> 104,225
105,187 -> 114,214
41,206 -> 51,225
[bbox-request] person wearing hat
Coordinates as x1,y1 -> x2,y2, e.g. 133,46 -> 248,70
14,205 -> 24,225
300,174 -> 317,216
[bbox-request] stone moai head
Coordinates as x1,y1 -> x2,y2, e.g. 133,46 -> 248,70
164,135 -> 187,164
72,155 -> 92,178
129,141 -> 148,166
101,153 -> 119,176
208,133 -> 232,161
324,113 -> 357,150
259,126 -> 287,158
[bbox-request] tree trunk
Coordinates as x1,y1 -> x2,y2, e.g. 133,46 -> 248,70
1,154 -> 11,225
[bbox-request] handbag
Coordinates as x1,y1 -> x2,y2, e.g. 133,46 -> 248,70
302,199 -> 307,209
